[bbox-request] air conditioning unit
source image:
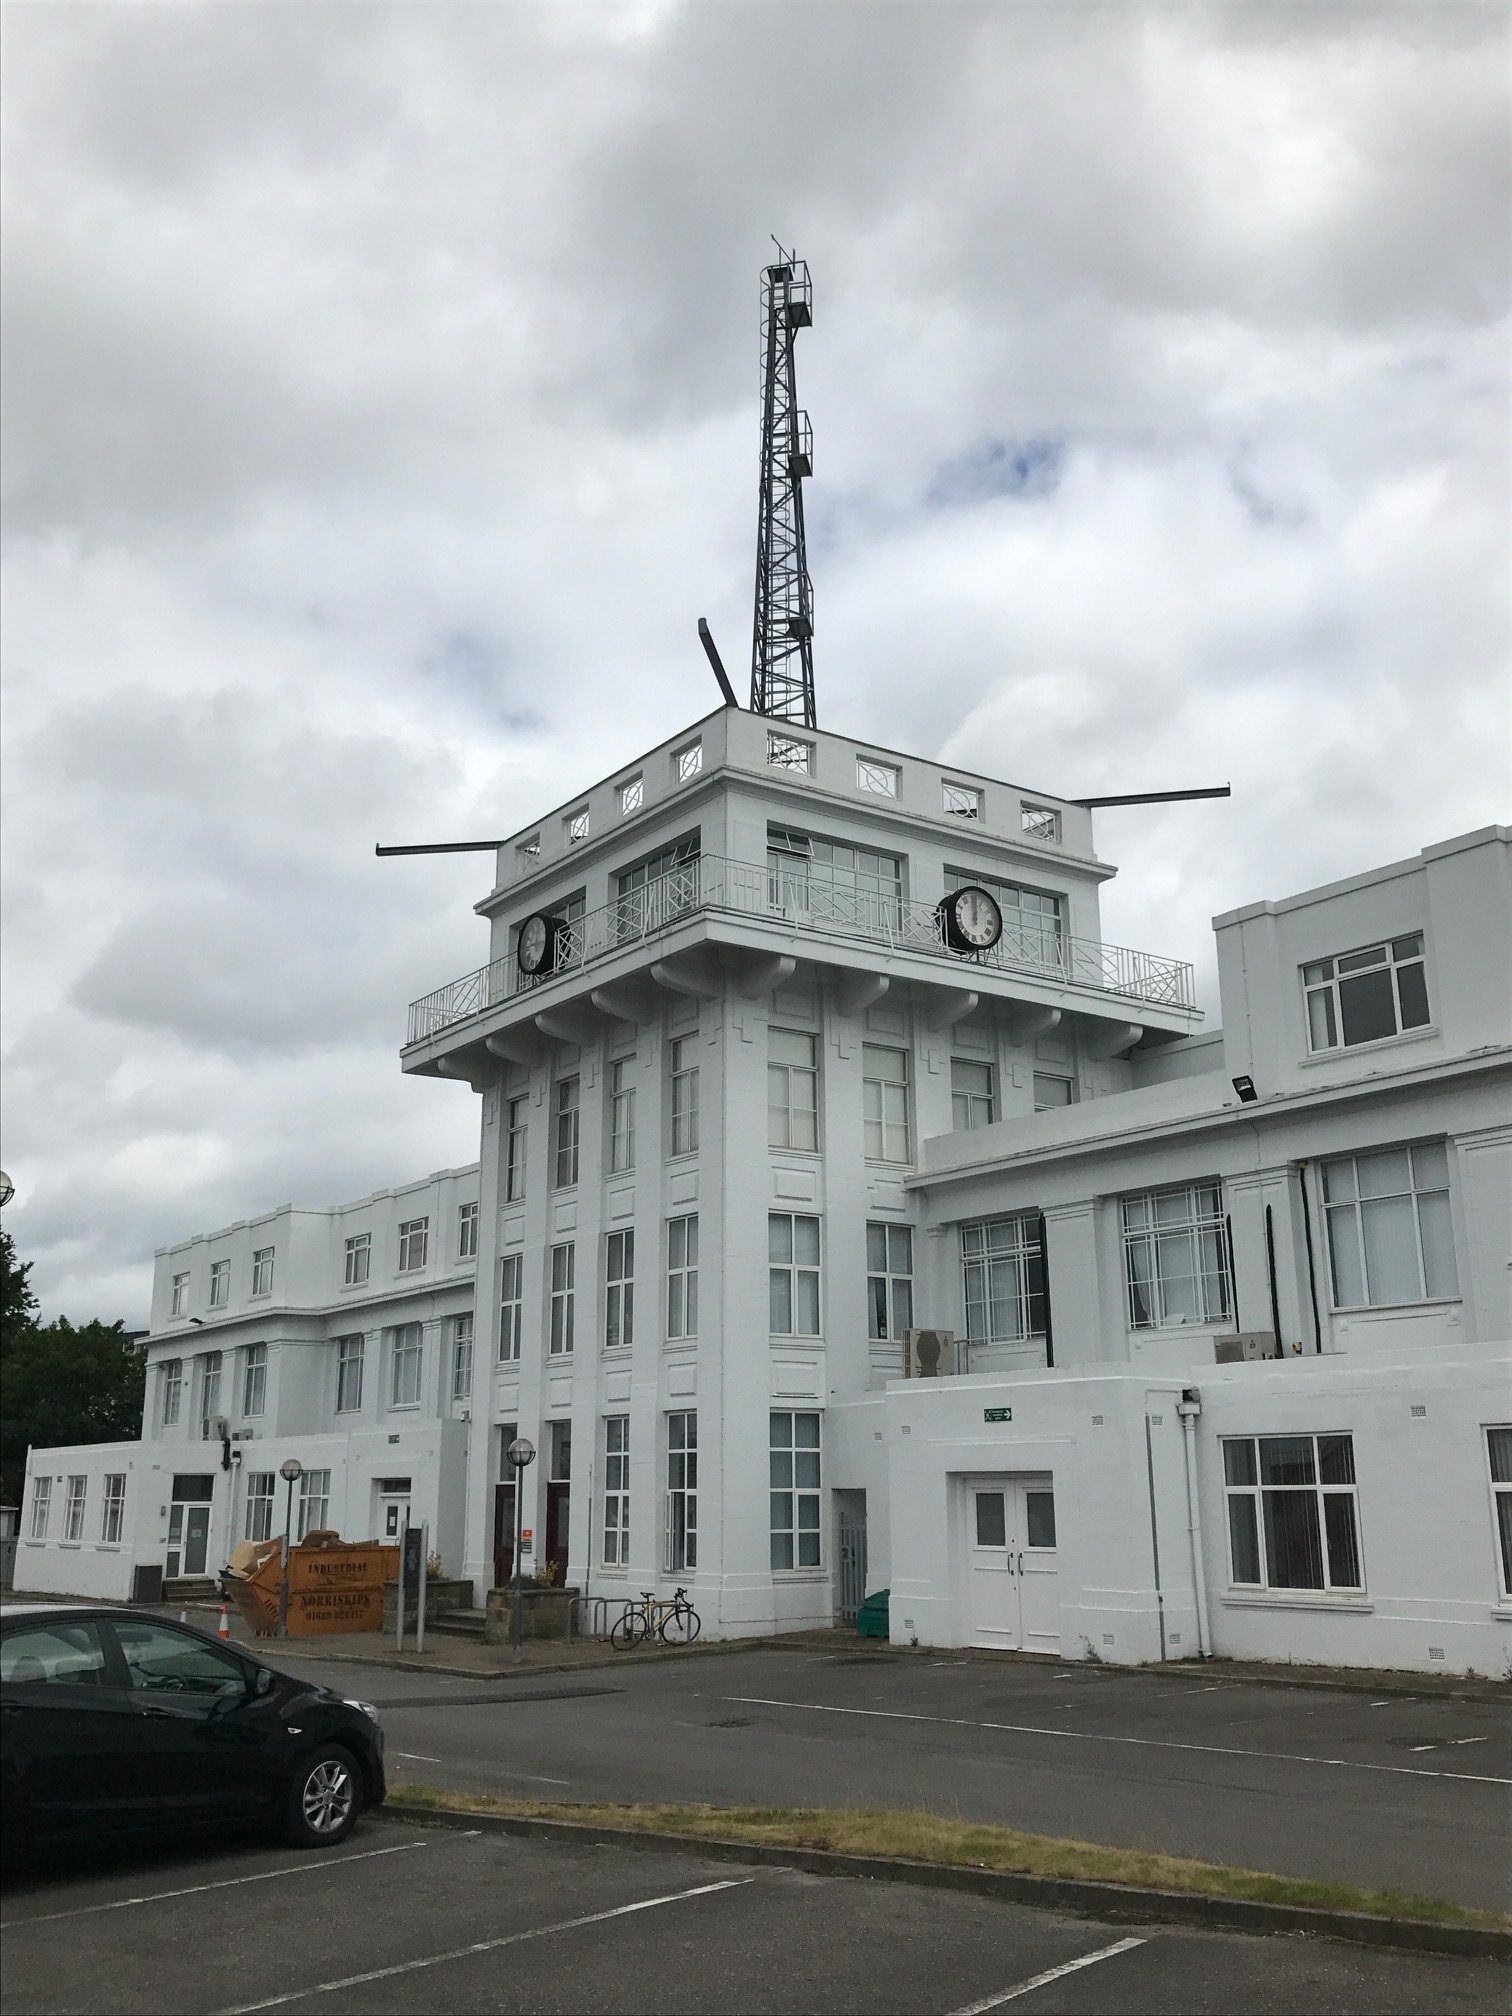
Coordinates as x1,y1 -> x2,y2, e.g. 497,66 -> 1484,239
231,1429 -> 256,1441
1214,1331 -> 1278,1364
903,1328 -> 958,1378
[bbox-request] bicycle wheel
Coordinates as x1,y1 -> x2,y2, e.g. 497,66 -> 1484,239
659,1602 -> 701,1646
610,1606 -> 648,1651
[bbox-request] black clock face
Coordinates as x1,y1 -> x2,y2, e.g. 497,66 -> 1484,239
948,885 -> 1002,950
518,914 -> 550,974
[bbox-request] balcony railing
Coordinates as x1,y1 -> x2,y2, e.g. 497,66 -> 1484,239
406,852 -> 1195,1046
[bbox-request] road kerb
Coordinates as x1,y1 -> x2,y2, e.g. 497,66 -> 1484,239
375,1802 -> 1512,1961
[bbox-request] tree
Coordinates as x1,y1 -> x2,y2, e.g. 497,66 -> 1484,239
1,1226 -> 38,1346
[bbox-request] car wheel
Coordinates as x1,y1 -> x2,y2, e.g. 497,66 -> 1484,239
285,1745 -> 361,1848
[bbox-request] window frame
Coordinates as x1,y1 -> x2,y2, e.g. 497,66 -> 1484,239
344,1233 -> 371,1288
209,1260 -> 230,1309
942,780 -> 981,819
856,755 -> 899,797
63,1475 -> 87,1542
961,1216 -> 1046,1347
549,1242 -> 576,1356
250,1247 -> 274,1298
866,1222 -> 915,1341
170,1272 -> 189,1316
1120,1182 -> 1232,1332
1302,934 -> 1430,1054
617,774 -> 644,817
161,1358 -> 184,1427
666,1411 -> 697,1573
1222,1433 -> 1364,1596
245,1471 -> 275,1543
768,1027 -> 819,1151
769,1411 -> 822,1571
1321,1141 -> 1459,1312
499,1252 -> 523,1363
296,1468 -> 332,1541
669,1036 -> 699,1158
1485,1426 -> 1512,1603
389,1323 -> 423,1409
335,1334 -> 364,1414
609,1058 -> 636,1174
602,1415 -> 630,1567
1020,803 -> 1061,843
667,1214 -> 699,1340
505,1095 -> 528,1202
554,1075 -> 581,1189
862,1043 -> 911,1164
101,1473 -> 126,1544
457,1201 -> 479,1260
398,1217 -> 430,1274
565,806 -> 590,845
242,1342 -> 267,1418
605,1229 -> 635,1351
450,1314 -> 474,1402
30,1476 -> 52,1538
198,1351 -> 223,1428
950,1058 -> 995,1131
673,739 -> 703,783
769,1212 -> 822,1338
767,731 -> 814,773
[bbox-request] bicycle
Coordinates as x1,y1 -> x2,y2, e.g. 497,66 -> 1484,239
609,1587 -> 701,1649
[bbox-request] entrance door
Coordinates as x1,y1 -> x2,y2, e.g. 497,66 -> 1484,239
835,1490 -> 867,1624
545,1421 -> 571,1581
492,1483 -> 516,1591
965,1477 -> 1060,1654
379,1495 -> 411,1544
166,1474 -> 216,1581
182,1505 -> 211,1578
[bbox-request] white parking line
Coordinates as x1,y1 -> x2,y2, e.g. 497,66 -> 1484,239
1,1840 -> 429,1930
393,1752 -> 443,1763
946,1936 -> 1148,2013
215,1876 -> 757,2013
720,1696 -> 1512,1787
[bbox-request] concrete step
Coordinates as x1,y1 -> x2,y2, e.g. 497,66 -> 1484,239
427,1609 -> 488,1638
163,1577 -> 218,1605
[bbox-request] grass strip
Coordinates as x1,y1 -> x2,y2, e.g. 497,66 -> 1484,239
388,1784 -> 1508,1932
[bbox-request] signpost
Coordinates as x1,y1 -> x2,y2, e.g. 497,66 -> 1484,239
396,1519 -> 429,1653
507,1437 -> 536,1668
277,1457 -> 304,1636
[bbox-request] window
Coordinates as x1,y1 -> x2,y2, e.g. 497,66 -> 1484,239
1323,1142 -> 1458,1309
0,1617 -> 108,1686
398,1217 -> 429,1272
667,1215 -> 699,1339
101,1473 -> 126,1544
390,1323 -> 423,1407
171,1272 -> 189,1316
162,1359 -> 183,1427
856,755 -> 899,797
198,1352 -> 223,1429
499,1253 -> 523,1363
768,826 -> 904,934
251,1247 -> 274,1297
1223,1434 -> 1363,1593
615,835 -> 700,941
767,731 -> 813,773
667,1412 -> 697,1572
862,1044 -> 911,1163
242,1342 -> 267,1417
1304,935 -> 1429,1052
945,868 -> 1063,956
549,1242 -> 576,1355
1122,1183 -> 1232,1330
505,1096 -> 528,1202
1033,1072 -> 1074,1111
209,1260 -> 229,1308
516,834 -> 541,869
617,774 -> 644,816
336,1335 -> 364,1413
867,1223 -> 914,1340
565,807 -> 590,844
344,1233 -> 371,1287
29,1476 -> 52,1538
770,1411 -> 821,1569
770,1213 -> 821,1336
609,1058 -> 636,1174
768,1028 -> 819,1150
296,1469 -> 332,1541
451,1315 -> 474,1401
554,1076 -> 580,1188
943,780 -> 981,818
951,1059 -> 994,1130
64,1475 -> 87,1542
1487,1428 -> 1512,1601
1021,803 -> 1061,843
605,1230 -> 635,1350
961,1217 -> 1046,1345
246,1471 -> 275,1543
669,1036 -> 699,1156
603,1416 -> 630,1565
674,739 -> 703,782
457,1201 -> 479,1260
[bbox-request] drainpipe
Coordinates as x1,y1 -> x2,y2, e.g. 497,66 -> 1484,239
1177,1390 -> 1211,1659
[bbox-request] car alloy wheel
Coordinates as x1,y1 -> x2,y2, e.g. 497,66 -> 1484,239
301,1756 -> 355,1836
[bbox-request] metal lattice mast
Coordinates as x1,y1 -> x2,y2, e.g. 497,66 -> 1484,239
750,249 -> 816,726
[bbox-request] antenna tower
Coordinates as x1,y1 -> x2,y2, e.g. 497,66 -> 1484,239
750,245 -> 816,726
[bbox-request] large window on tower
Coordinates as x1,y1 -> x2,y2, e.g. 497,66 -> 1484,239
945,868 -> 1063,962
767,826 -> 904,934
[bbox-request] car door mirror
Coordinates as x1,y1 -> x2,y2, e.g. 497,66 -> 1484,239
252,1665 -> 275,1699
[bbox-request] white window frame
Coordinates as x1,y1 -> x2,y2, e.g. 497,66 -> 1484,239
768,1027 -> 819,1151
457,1201 -> 479,1260
499,1253 -> 523,1363
770,1411 -> 822,1570
603,1416 -> 630,1566
609,1058 -> 636,1174
1121,1183 -> 1232,1331
554,1075 -> 581,1189
767,731 -> 814,774
64,1475 -> 87,1542
769,1212 -> 822,1337
1486,1426 -> 1512,1603
605,1229 -> 634,1350
862,1043 -> 911,1163
549,1242 -> 576,1356
344,1233 -> 371,1287
250,1247 -> 274,1297
505,1096 -> 528,1202
961,1216 -> 1046,1345
1222,1433 -> 1364,1594
617,774 -> 644,817
669,1036 -> 699,1157
451,1314 -> 474,1402
945,866 -> 1063,954
170,1272 -> 189,1317
161,1359 -> 183,1427
1303,934 -> 1430,1054
516,834 -> 541,869
390,1323 -> 423,1408
336,1334 -> 364,1413
1321,1142 -> 1458,1311
565,806 -> 590,845
666,1411 -> 697,1573
245,1471 -> 275,1543
1033,1072 -> 1074,1112
198,1351 -> 222,1428
101,1473 -> 126,1544
209,1260 -> 230,1309
398,1217 -> 429,1273
951,1058 -> 994,1130
296,1468 -> 331,1541
1021,803 -> 1061,843
242,1342 -> 267,1417
667,1214 -> 699,1340
673,739 -> 703,783
866,1222 -> 914,1341
943,780 -> 981,818
856,755 -> 899,797
30,1476 -> 52,1538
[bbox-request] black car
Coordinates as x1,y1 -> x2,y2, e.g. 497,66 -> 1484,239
0,1603 -> 385,1859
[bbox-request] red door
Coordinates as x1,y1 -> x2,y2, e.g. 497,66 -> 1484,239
492,1482 -> 516,1591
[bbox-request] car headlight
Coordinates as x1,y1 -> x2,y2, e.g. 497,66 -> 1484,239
344,1698 -> 380,1721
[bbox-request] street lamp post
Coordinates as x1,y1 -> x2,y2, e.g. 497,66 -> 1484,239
277,1457 -> 304,1636
507,1436 -> 536,1667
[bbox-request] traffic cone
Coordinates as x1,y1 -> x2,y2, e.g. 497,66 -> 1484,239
217,1601 -> 231,1641
179,1610 -> 188,1625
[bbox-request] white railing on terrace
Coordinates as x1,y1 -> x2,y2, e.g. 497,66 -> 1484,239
405,853 -> 1195,1046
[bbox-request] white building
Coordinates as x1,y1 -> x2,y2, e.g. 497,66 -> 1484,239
19,708 -> 1511,1677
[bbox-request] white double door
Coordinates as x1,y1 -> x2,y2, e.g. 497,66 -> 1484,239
965,1475 -> 1060,1654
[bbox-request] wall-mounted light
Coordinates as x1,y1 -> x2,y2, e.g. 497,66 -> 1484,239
188,1316 -> 204,1327
1232,1075 -> 1258,1104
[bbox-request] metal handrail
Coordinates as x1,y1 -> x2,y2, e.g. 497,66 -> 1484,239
406,852 -> 1196,1044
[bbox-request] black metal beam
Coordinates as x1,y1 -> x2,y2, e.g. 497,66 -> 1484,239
375,840 -> 504,856
1073,786 -> 1232,809
698,619 -> 739,708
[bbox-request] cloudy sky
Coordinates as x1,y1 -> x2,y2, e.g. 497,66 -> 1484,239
2,1 -> 1507,1324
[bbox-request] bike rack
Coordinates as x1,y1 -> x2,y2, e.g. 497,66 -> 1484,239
568,1594 -> 635,1641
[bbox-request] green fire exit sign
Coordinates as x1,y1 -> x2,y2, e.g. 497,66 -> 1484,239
983,1407 -> 1013,1423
